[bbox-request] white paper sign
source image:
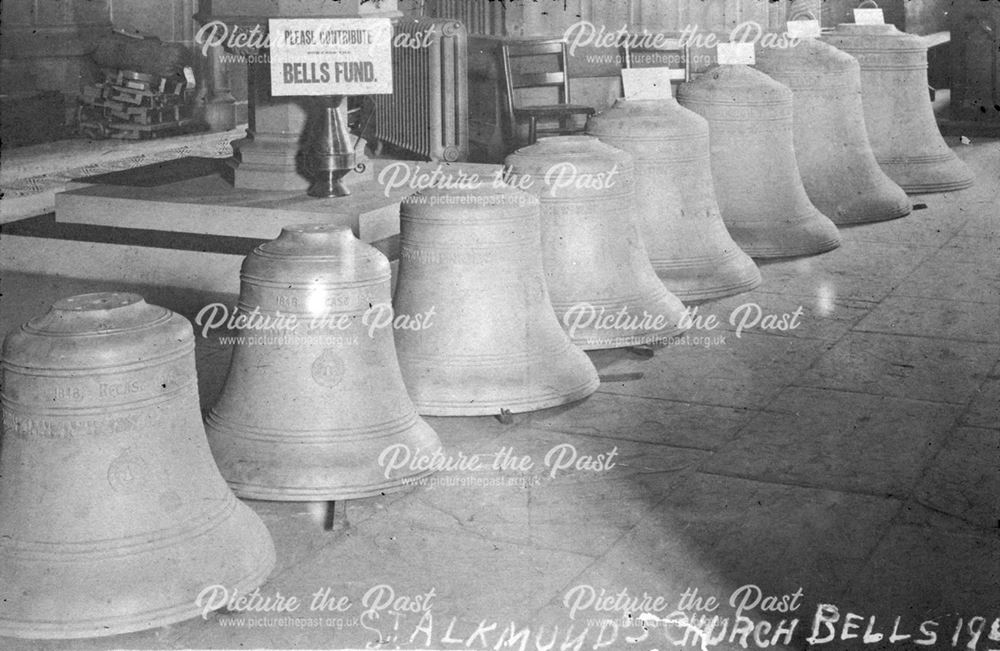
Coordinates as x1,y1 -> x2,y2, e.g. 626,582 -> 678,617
786,19 -> 821,39
182,66 -> 196,89
621,68 -> 675,100
853,8 -> 885,25
717,42 -> 755,65
268,18 -> 392,96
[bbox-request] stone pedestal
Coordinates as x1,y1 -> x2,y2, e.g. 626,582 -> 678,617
204,0 -> 401,191
231,65 -> 312,191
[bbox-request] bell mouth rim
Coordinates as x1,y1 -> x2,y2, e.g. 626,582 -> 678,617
51,292 -> 144,313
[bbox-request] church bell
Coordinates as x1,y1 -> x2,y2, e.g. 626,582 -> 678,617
0,293 -> 276,638
822,22 -> 975,193
586,98 -> 762,301
678,65 -> 842,258
204,224 -> 442,500
392,183 -> 600,416
756,35 -> 912,223
504,135 -> 689,347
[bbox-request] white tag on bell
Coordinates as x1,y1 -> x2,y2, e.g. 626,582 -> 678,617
853,8 -> 885,24
621,68 -> 674,100
183,66 -> 196,89
717,42 -> 755,65
786,19 -> 821,39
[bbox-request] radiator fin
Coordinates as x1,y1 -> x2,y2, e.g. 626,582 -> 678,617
373,18 -> 469,161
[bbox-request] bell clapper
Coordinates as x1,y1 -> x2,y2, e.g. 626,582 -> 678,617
496,409 -> 515,425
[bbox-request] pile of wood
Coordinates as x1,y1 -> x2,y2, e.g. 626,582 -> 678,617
78,68 -> 194,140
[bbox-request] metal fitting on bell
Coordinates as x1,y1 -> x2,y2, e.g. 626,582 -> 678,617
305,95 -> 356,198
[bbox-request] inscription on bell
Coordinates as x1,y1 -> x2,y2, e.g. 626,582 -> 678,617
276,295 -> 299,309
323,293 -> 356,308
3,411 -> 141,440
52,386 -> 85,401
99,381 -> 143,398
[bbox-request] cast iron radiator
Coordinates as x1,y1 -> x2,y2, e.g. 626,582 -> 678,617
372,18 -> 469,162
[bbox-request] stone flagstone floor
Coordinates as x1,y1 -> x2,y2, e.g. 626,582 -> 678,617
0,139 -> 996,650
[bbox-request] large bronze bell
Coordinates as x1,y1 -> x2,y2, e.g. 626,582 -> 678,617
393,183 -> 600,416
756,37 -> 912,223
822,23 -> 974,193
204,224 -> 442,500
0,293 -> 275,639
504,136 -> 688,348
678,65 -> 841,258
586,99 -> 762,301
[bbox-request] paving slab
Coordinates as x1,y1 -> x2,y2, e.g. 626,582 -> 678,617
702,387 -> 960,497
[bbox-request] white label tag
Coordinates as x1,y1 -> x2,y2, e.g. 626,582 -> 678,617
786,19 -> 821,39
717,42 -> 755,65
621,68 -> 675,100
853,8 -> 885,25
183,66 -> 196,89
269,17 -> 393,96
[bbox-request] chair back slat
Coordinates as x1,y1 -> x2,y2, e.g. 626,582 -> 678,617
510,72 -> 566,88
504,41 -> 565,57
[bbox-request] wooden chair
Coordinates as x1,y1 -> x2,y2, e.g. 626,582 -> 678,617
500,39 -> 595,148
